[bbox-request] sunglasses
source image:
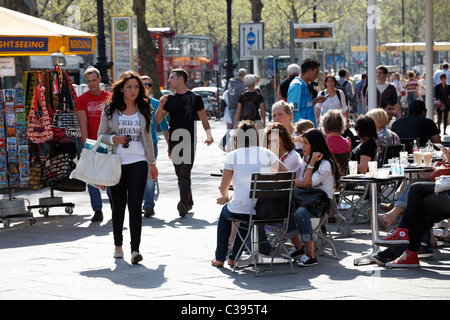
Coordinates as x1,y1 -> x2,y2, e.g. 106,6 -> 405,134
144,83 -> 152,88
123,135 -> 132,148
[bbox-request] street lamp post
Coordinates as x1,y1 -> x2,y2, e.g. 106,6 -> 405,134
223,0 -> 236,82
94,0 -> 112,84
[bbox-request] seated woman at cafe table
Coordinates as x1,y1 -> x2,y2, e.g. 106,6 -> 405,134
283,128 -> 340,267
211,120 -> 289,268
350,115 -> 378,173
256,122 -> 302,255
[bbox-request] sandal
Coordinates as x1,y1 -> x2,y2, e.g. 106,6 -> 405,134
211,259 -> 224,267
227,259 -> 235,267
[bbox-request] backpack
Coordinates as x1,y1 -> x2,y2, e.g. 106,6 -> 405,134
241,94 -> 258,121
336,80 -> 350,106
227,78 -> 245,111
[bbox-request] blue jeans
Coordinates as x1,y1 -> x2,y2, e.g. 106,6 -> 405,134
88,184 -> 111,211
215,204 -> 251,262
143,142 -> 158,210
407,94 -> 416,114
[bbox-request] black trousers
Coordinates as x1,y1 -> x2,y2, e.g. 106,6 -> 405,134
400,181 -> 450,252
170,141 -> 195,208
110,161 -> 148,252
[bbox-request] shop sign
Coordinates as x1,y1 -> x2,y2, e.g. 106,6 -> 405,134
0,57 -> 16,77
0,37 -> 48,52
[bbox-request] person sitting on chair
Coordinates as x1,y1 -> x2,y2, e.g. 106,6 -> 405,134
211,120 -> 289,268
285,128 -> 340,267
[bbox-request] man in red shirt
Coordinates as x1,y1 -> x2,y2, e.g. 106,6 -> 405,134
76,67 -> 112,222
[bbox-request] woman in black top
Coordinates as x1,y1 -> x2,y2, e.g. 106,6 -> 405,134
351,115 -> 378,173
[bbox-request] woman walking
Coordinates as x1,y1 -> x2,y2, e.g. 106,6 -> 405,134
98,71 -> 158,264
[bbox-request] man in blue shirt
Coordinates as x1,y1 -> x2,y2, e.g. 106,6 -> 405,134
141,76 -> 169,218
287,58 -> 327,125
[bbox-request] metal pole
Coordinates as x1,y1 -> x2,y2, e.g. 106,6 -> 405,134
367,0 -> 377,111
402,0 -> 406,75
290,20 -> 295,64
223,0 -> 235,81
94,0 -> 112,84
425,0 -> 434,120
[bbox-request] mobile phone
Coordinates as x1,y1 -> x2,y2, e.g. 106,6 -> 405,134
434,143 -> 447,152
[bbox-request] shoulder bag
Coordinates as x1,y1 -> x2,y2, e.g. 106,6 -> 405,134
71,135 -> 122,186
293,187 -> 330,217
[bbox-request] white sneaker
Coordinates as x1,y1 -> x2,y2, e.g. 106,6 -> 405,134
113,247 -> 124,259
131,251 -> 143,264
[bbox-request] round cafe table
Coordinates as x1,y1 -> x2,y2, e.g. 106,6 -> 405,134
339,174 -> 406,266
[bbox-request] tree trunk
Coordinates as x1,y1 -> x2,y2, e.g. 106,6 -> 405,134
2,0 -> 33,88
250,0 -> 264,22
133,0 -> 162,98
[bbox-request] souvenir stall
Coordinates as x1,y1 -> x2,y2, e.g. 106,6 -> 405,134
0,7 -> 96,227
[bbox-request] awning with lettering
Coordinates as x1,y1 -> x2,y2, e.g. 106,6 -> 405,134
0,7 -> 96,56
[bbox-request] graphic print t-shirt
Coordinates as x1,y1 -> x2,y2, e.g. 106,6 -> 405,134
116,112 -> 146,165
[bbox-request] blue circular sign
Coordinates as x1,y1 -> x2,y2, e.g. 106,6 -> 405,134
247,32 -> 256,46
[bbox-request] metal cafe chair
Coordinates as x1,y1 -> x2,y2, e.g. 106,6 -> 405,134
229,172 -> 296,275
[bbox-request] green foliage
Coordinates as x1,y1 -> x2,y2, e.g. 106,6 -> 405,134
32,0 -> 449,55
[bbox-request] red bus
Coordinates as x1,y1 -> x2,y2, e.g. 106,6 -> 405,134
147,27 -> 215,89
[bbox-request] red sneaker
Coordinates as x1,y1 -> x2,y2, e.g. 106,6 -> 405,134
375,227 -> 409,247
386,249 -> 420,268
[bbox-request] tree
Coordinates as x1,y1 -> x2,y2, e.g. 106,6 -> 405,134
133,0 -> 161,98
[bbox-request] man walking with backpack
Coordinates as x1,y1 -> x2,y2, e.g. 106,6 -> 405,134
227,68 -> 246,127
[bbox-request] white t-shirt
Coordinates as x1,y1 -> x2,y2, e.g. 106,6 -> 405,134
298,158 -> 335,199
315,89 -> 347,115
224,146 -> 279,214
282,150 -> 302,178
116,112 -> 146,165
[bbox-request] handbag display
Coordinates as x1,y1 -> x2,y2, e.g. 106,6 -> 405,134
434,175 -> 450,194
27,73 -> 54,144
71,135 -> 122,186
293,187 -> 330,217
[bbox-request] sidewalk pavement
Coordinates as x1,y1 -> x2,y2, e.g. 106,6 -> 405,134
1,120 -> 449,303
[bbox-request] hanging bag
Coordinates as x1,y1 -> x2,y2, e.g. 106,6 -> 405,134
51,69 -> 81,142
71,135 -> 122,186
27,72 -> 54,144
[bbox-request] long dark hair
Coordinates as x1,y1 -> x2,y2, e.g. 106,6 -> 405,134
104,70 -> 152,133
303,128 -> 340,182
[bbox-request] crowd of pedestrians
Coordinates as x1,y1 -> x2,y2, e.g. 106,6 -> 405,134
73,57 -> 449,269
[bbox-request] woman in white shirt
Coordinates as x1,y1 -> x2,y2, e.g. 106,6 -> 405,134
315,75 -> 348,126
211,121 -> 289,267
98,71 -> 158,264
286,128 -> 340,266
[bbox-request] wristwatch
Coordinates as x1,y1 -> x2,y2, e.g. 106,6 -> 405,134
307,164 -> 315,170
